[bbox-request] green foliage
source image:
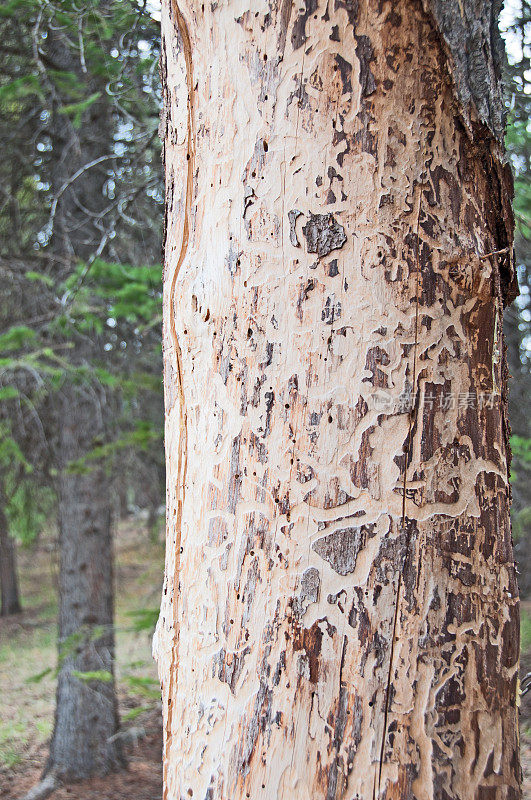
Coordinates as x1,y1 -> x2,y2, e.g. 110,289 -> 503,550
6,482 -> 55,546
511,435 -> 531,464
0,75 -> 43,102
24,272 -> 54,287
0,0 -> 164,558
0,326 -> 36,352
122,704 -> 153,722
123,675 -> 160,700
26,668 -> 53,685
72,669 -> 113,684
521,608 -> 531,654
0,721 -> 24,769
58,625 -> 107,665
0,386 -> 19,401
513,506 -> 531,543
0,425 -> 30,473
126,607 -> 159,634
59,92 -> 101,129
0,0 -> 33,19
65,259 -> 162,324
65,420 -> 160,474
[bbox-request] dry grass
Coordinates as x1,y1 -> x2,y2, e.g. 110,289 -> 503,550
0,518 -> 164,774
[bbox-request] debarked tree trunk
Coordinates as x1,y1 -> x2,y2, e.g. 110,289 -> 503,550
156,1 -> 521,798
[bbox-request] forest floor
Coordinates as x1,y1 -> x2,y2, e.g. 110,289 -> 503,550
1,521 -> 531,798
0,518 -> 164,800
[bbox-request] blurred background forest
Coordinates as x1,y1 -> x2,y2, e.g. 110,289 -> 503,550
0,1 -> 528,799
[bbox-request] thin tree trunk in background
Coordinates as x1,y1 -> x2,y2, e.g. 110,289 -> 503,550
0,482 -> 21,616
47,384 -> 123,780
156,1 -> 520,798
0,521 -> 21,617
42,16 -> 122,780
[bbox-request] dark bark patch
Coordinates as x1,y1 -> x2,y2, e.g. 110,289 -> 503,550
262,390 -> 274,438
423,0 -> 506,140
353,109 -> 377,158
294,566 -> 321,615
354,35 -> 376,97
334,0 -> 358,28
276,0 -> 293,59
296,278 -> 315,320
334,54 -> 352,95
327,166 -> 343,182
327,259 -> 339,277
363,346 -> 390,388
312,525 -> 375,575
213,646 -> 250,693
291,0 -> 318,50
272,650 -> 286,686
228,434 -> 241,514
293,620 -> 323,683
425,164 -> 462,223
236,679 -> 272,774
302,213 -> 347,257
322,295 -> 342,324
385,9 -> 402,27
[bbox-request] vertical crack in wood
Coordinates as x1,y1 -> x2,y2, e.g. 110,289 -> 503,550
376,150 -> 425,799
165,3 -> 194,798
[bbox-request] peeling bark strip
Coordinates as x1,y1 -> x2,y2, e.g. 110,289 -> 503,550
288,209 -> 303,247
156,2 -> 520,799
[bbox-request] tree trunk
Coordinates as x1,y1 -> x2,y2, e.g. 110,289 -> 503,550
43,17 -> 123,779
47,383 -> 123,780
156,1 -> 521,798
0,484 -> 21,616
